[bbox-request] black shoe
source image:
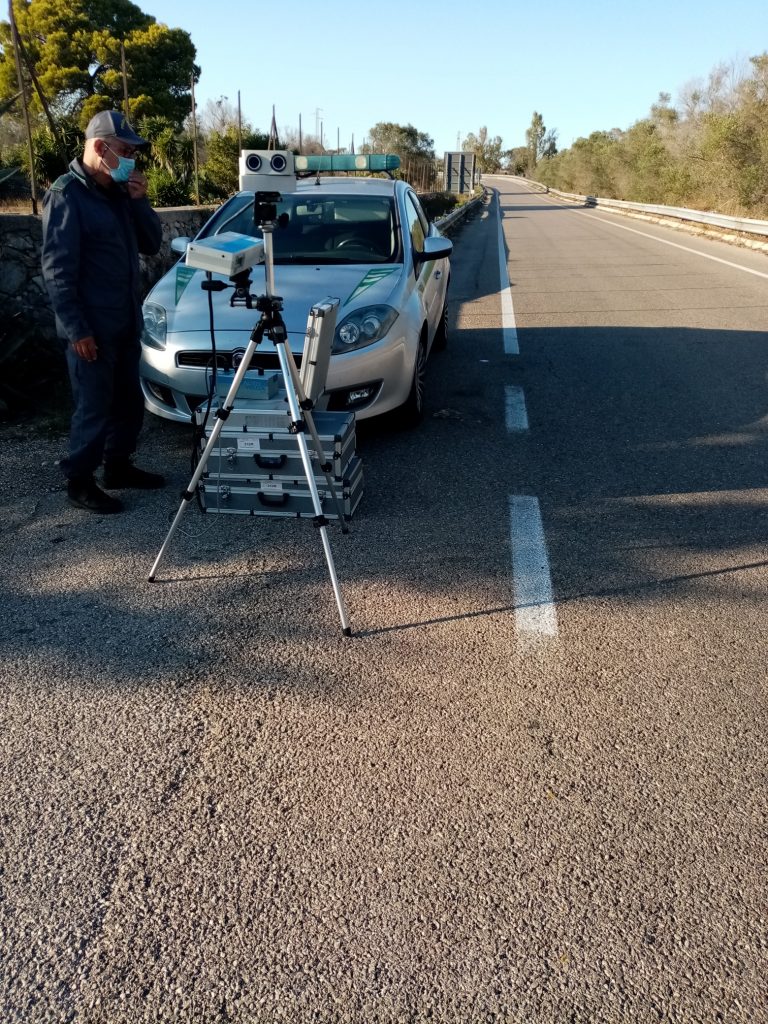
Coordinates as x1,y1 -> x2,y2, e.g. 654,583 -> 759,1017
67,477 -> 124,514
103,458 -> 166,490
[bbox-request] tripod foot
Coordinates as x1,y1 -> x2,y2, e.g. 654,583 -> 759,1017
342,626 -> 352,638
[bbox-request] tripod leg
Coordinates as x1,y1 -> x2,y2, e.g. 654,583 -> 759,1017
276,343 -> 352,635
281,345 -> 350,532
149,328 -> 266,582
317,512 -> 352,636
295,430 -> 353,636
304,411 -> 349,532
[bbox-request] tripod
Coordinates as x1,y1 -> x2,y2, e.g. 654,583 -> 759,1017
148,215 -> 352,637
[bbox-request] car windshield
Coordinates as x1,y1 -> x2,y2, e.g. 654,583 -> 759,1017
200,193 -> 400,265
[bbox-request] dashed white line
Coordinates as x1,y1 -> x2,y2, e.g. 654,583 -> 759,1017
508,496 -> 558,636
496,194 -> 519,354
504,385 -> 529,432
490,188 -> 556,636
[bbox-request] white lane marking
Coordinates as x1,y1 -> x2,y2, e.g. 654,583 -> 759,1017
508,496 -> 558,636
505,385 -> 529,432
582,211 -> 768,282
496,194 -> 519,354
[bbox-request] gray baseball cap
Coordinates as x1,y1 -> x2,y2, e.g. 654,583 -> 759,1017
85,110 -> 147,147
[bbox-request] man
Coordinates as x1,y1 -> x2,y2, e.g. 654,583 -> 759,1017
42,110 -> 165,514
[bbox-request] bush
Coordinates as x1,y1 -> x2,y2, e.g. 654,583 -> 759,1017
420,192 -> 459,219
145,167 -> 192,207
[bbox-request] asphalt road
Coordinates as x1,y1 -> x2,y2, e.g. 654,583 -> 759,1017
1,179 -> 766,1023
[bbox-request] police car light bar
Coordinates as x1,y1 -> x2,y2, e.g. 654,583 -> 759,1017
294,154 -> 401,173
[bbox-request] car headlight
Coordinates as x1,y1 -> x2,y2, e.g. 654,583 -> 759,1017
333,305 -> 399,353
142,302 -> 167,350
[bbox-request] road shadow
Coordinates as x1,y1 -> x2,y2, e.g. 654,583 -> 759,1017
419,320 -> 768,611
3,314 -> 767,664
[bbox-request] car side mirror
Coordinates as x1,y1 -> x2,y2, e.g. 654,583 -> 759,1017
415,235 -> 453,263
171,236 -> 191,255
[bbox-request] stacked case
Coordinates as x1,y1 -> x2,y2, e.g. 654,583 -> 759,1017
194,398 -> 363,519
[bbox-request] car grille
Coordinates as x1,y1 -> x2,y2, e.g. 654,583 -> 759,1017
177,352 -> 228,368
177,351 -> 302,371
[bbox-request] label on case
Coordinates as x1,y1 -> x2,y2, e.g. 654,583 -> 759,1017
238,437 -> 261,451
261,480 -> 283,492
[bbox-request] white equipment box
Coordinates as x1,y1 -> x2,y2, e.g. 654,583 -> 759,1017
185,232 -> 265,276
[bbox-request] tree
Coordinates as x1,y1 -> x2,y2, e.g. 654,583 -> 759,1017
462,126 -> 504,173
0,0 -> 199,128
540,128 -> 558,160
525,111 -> 544,169
362,122 -> 436,188
517,53 -> 768,217
504,146 -> 529,175
524,111 -> 560,170
199,96 -> 240,136
364,122 -> 435,162
201,124 -> 270,198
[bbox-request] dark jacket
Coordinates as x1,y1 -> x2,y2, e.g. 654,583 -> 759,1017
41,158 -> 162,344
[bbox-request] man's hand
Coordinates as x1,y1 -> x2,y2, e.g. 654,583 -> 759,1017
71,336 -> 98,362
126,170 -> 149,200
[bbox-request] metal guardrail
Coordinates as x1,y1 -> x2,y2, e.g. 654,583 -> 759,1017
435,190 -> 485,231
485,175 -> 768,239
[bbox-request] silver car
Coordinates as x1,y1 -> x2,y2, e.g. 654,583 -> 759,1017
140,175 -> 452,426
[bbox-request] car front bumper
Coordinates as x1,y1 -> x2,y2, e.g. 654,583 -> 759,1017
140,328 -> 415,423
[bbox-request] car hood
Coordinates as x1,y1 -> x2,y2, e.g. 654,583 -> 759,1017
151,261 -> 405,338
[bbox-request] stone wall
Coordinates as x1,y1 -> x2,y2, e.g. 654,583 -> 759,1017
0,206 -> 214,338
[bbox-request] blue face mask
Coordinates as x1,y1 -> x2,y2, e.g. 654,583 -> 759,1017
105,146 -> 136,183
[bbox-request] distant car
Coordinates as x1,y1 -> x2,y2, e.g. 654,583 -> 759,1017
140,167 -> 452,426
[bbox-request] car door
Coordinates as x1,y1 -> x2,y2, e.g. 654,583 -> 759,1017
404,191 -> 444,333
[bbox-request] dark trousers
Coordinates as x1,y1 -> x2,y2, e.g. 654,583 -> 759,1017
61,331 -> 145,481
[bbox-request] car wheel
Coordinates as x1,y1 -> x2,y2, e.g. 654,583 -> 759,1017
396,332 -> 428,427
432,296 -> 448,352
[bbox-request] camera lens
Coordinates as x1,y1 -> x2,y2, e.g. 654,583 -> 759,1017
245,153 -> 262,172
270,154 -> 287,173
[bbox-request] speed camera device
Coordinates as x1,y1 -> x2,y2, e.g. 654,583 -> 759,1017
185,232 -> 265,277
239,149 -> 297,193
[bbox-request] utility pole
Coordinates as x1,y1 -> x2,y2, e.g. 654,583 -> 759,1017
299,112 -> 303,153
268,105 -> 278,150
190,75 -> 200,205
11,10 -> 66,171
120,41 -> 130,118
237,90 -> 242,152
8,0 -> 37,213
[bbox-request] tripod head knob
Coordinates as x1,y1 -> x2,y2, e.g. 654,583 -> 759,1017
255,294 -> 284,313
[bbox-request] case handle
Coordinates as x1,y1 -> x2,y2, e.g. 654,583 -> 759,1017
257,491 -> 289,507
254,453 -> 287,469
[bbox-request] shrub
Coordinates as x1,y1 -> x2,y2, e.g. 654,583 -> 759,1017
420,192 -> 459,219
145,167 -> 192,207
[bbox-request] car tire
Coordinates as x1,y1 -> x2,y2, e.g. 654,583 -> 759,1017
396,332 -> 428,427
432,295 -> 448,352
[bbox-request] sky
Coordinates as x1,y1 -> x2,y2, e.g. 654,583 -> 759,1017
146,0 -> 766,154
